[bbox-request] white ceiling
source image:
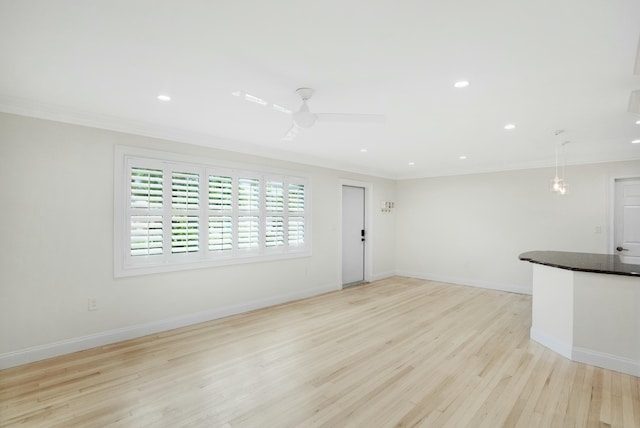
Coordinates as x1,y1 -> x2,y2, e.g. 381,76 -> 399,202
1,0 -> 639,179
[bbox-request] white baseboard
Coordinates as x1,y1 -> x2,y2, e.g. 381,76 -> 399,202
572,347 -> 640,377
530,328 -> 573,360
369,271 -> 396,282
0,282 -> 339,370
396,270 -> 532,295
530,330 -> 640,377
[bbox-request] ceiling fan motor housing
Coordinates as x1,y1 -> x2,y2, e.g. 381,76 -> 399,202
293,93 -> 317,128
296,87 -> 315,100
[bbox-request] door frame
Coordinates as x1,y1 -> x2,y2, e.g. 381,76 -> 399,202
608,174 -> 640,253
339,179 -> 373,286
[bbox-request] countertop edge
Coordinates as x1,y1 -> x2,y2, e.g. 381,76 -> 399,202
519,251 -> 640,277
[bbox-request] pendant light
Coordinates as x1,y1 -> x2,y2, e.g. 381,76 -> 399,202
550,130 -> 568,195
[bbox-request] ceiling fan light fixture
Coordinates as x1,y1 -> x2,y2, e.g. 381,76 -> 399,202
283,87 -> 385,140
292,104 -> 316,128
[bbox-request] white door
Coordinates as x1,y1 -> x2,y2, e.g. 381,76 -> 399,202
342,186 -> 365,285
614,178 -> 640,264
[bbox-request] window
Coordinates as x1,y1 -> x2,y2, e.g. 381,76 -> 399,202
115,148 -> 311,277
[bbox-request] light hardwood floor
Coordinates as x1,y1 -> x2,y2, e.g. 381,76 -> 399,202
1,277 -> 639,427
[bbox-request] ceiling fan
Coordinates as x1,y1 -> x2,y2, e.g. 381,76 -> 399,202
282,88 -> 385,141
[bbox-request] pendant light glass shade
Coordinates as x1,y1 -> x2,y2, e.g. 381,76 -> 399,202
551,132 -> 568,195
550,176 -> 567,194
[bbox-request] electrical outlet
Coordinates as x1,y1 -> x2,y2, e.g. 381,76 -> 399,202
88,297 -> 98,311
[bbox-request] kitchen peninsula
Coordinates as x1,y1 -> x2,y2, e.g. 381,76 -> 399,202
519,251 -> 639,377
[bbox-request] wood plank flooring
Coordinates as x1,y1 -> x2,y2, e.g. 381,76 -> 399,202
1,277 -> 639,427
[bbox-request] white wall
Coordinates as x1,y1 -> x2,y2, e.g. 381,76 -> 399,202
395,161 -> 640,294
0,113 -> 397,367
2,111 -> 636,368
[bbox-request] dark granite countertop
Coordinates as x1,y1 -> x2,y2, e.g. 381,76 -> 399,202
519,251 -> 640,277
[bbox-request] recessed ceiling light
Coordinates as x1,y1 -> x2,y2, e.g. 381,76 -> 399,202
157,94 -> 171,102
360,148 -> 368,153
454,81 -> 470,88
504,123 -> 516,130
408,162 -> 415,166
459,155 -> 467,160
632,139 -> 640,144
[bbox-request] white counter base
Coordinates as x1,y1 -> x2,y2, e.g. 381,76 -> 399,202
530,264 -> 640,377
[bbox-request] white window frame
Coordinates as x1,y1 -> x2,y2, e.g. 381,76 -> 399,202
114,146 -> 312,277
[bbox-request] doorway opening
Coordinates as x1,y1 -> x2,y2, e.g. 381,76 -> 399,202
611,177 -> 640,265
341,182 -> 371,287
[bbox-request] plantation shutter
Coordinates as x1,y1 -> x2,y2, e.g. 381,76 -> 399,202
288,183 -> 305,212
238,178 -> 259,212
208,216 -> 233,251
237,177 -> 260,249
171,216 -> 199,253
129,167 -> 164,257
118,151 -> 311,276
265,181 -> 284,247
266,217 -> 285,247
238,216 -> 259,248
208,174 -> 233,253
265,181 -> 284,212
171,171 -> 200,253
288,183 -> 305,246
131,167 -> 163,209
209,175 -> 232,210
288,217 -> 305,246
172,172 -> 199,209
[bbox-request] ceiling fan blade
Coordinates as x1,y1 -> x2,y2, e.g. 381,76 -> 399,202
281,123 -> 301,141
315,113 -> 385,123
635,35 -> 640,75
629,89 -> 640,114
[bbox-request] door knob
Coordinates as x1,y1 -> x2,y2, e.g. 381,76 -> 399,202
616,246 -> 629,251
